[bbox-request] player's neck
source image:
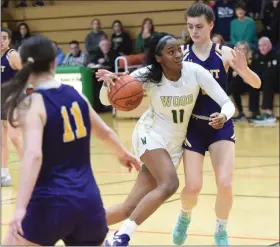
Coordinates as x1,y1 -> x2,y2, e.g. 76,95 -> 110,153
29,72 -> 58,89
162,68 -> 181,82
1,47 -> 9,55
192,40 -> 213,53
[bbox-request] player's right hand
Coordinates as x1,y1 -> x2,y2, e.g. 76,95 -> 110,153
96,69 -> 129,92
117,152 -> 141,173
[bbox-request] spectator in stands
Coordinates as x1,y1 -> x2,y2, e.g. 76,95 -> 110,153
13,22 -> 31,50
229,41 -> 260,121
261,0 -> 280,46
91,39 -> 119,71
211,33 -> 226,45
250,37 -> 279,123
53,41 -> 65,66
136,18 -> 156,53
195,0 -> 214,8
4,0 -> 45,7
62,40 -> 88,66
244,0 -> 262,19
85,18 -> 107,63
229,1 -> 258,50
111,20 -> 132,56
213,0 -> 236,41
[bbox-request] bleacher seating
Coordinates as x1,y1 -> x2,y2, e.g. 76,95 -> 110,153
3,1 -> 193,53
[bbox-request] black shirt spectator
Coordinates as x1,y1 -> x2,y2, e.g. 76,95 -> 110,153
13,22 -> 31,50
262,0 -> 280,46
92,39 -> 119,71
250,37 -> 280,122
111,20 -> 132,56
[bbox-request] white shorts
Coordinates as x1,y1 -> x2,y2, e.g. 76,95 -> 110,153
132,123 -> 183,168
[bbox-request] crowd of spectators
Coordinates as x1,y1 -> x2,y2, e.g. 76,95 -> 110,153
3,0 -> 280,122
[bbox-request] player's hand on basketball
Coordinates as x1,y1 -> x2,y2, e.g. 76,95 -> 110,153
9,208 -> 26,240
209,112 -> 226,129
96,69 -> 129,92
118,152 -> 141,172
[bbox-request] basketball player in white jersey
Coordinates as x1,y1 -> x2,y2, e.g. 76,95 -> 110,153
96,33 -> 236,246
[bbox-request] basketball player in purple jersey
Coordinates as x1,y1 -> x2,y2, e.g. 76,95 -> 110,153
1,27 -> 22,186
172,3 -> 261,246
2,35 -> 140,246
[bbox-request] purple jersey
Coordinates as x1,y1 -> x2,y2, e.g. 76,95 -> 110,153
183,43 -> 229,118
30,84 -> 103,211
1,49 -> 17,84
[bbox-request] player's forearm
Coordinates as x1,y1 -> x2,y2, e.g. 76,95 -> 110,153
237,67 -> 261,88
100,129 -> 129,158
16,152 -> 42,210
99,84 -> 111,106
220,101 -> 236,121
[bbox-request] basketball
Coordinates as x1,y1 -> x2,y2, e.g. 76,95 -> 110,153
108,75 -> 144,111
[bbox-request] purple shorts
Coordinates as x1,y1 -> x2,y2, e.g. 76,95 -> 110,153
22,199 -> 108,246
183,116 -> 235,156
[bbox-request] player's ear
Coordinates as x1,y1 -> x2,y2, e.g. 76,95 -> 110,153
155,55 -> 162,64
50,60 -> 56,70
209,21 -> 214,31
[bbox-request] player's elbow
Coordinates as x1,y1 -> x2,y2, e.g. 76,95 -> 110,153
23,150 -> 42,166
252,78 -> 261,89
95,125 -> 113,140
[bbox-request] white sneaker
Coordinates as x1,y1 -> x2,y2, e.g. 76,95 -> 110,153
1,175 -> 12,187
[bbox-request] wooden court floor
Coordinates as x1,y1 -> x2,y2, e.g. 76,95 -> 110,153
1,113 -> 279,245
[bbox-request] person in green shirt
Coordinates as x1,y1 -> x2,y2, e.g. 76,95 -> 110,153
228,1 -> 258,51
135,18 -> 157,53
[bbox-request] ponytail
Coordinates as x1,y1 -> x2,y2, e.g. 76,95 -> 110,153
1,61 -> 33,127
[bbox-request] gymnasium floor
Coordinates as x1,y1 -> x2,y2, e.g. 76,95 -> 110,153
1,113 -> 279,245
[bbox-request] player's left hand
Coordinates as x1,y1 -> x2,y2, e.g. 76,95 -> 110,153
209,112 -> 227,129
229,47 -> 248,73
9,208 -> 26,241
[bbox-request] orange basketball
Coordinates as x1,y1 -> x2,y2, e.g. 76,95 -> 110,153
108,75 -> 144,111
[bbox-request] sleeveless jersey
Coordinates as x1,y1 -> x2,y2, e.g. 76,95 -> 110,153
182,43 -> 228,118
129,62 -> 231,142
30,84 -> 103,210
1,49 -> 17,84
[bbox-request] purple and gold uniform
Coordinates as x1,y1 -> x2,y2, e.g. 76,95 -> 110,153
1,49 -> 17,120
22,84 -> 108,246
182,43 -> 235,155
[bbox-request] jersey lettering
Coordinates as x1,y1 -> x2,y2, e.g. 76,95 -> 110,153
161,95 -> 193,107
61,102 -> 87,143
209,69 -> 220,79
141,137 -> 147,145
1,66 -> 5,72
172,109 -> 185,123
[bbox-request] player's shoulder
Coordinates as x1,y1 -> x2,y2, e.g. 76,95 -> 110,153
182,61 -> 200,71
181,44 -> 191,56
7,49 -> 19,58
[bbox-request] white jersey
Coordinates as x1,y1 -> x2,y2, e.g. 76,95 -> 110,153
100,61 -> 234,166
130,61 -> 231,141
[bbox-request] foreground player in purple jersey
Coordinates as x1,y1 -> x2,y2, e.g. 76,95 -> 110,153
1,27 -> 23,187
172,3 -> 261,246
2,35 -> 140,246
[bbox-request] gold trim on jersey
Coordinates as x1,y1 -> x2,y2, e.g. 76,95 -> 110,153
215,43 -> 222,56
184,138 -> 192,148
183,44 -> 190,56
